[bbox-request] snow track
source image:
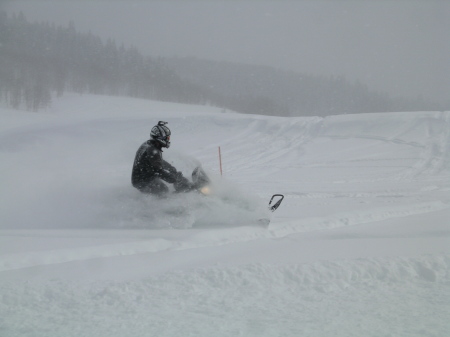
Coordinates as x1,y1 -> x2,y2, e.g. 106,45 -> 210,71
1,197 -> 447,273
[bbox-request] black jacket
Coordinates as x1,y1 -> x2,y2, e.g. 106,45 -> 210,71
131,140 -> 190,191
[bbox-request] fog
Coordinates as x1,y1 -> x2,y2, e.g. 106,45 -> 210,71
3,0 -> 449,104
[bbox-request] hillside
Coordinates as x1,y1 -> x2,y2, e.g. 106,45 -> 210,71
1,94 -> 449,336
164,56 -> 443,116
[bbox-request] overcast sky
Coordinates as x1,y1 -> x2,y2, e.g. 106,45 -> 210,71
3,0 -> 449,104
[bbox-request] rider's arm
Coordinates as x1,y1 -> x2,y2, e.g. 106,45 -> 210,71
147,148 -> 192,190
159,160 -> 178,183
146,148 -> 176,183
161,160 -> 193,191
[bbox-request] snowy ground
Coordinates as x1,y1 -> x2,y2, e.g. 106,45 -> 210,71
1,94 -> 449,337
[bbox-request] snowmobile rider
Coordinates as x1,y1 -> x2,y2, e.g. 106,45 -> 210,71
131,121 -> 193,196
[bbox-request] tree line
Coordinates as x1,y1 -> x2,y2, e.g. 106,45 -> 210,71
0,12 -> 212,112
0,12 -> 444,116
163,57 -> 444,116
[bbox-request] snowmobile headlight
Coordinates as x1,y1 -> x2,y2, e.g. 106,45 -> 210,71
199,186 -> 211,195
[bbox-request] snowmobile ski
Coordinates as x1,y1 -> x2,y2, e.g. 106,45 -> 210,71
257,194 -> 284,228
268,194 -> 284,212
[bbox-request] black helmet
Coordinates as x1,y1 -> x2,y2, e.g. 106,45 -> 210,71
150,121 -> 171,148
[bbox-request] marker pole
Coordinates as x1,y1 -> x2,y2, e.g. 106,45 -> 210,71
219,146 -> 223,176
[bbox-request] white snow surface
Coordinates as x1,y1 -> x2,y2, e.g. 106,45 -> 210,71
1,94 -> 450,337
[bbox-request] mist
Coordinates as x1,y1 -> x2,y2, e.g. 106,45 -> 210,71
3,0 -> 449,106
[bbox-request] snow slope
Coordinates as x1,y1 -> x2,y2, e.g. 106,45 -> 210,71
1,94 -> 449,337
